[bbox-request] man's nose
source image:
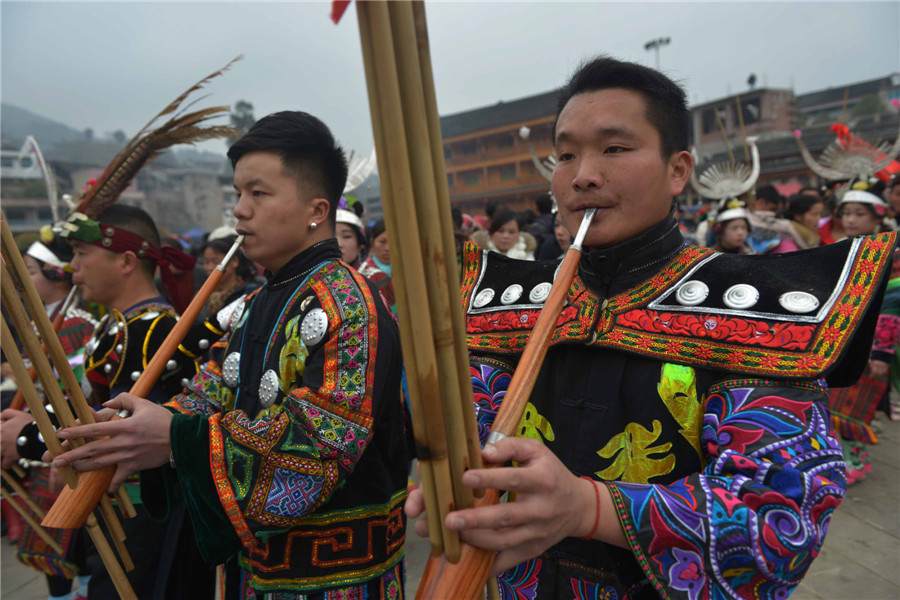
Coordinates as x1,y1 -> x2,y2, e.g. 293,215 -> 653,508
572,159 -> 602,190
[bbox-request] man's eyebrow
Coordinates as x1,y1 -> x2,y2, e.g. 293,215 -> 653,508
555,126 -> 637,144
235,178 -> 266,189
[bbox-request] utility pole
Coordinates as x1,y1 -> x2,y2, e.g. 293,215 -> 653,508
644,37 -> 671,70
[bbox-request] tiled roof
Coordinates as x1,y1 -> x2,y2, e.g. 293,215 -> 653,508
440,89 -> 559,139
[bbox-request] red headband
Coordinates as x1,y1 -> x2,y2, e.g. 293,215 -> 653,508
89,222 -> 197,313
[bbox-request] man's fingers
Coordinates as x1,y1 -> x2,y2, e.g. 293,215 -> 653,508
480,437 -> 544,466
446,499 -> 535,533
57,419 -> 128,441
460,464 -> 547,495
404,487 -> 425,518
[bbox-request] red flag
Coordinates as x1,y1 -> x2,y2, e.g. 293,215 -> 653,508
331,0 -> 352,24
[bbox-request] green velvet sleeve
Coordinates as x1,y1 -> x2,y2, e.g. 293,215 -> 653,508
170,413 -> 243,564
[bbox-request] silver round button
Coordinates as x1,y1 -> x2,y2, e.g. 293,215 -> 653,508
222,352 -> 241,387
500,284 -> 524,305
722,284 -> 760,310
300,308 -> 329,346
675,281 -> 709,306
779,291 -> 819,314
131,371 -> 142,382
473,288 -> 495,308
529,282 -> 552,304
259,369 -> 280,408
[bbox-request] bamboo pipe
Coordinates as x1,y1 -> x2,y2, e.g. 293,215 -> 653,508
0,488 -> 64,554
1,274 -> 135,568
10,287 -> 78,411
2,313 -> 136,587
357,0 -> 459,560
0,469 -> 48,519
1,294 -> 83,489
357,3 -> 445,559
415,209 -> 597,600
387,0 -> 475,514
410,0 -> 484,487
0,258 -> 132,529
43,235 -> 244,529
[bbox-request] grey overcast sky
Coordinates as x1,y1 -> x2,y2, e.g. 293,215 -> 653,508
2,1 -> 898,156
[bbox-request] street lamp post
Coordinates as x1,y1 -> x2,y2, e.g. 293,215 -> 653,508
644,37 -> 671,70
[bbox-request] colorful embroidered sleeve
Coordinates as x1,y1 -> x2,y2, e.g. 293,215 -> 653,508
607,381 -> 846,600
871,313 -> 900,359
471,356 -> 514,447
170,267 -> 386,556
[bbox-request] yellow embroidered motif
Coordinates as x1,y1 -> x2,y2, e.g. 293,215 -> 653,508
596,420 -> 675,483
516,402 -> 554,443
280,315 -> 309,390
657,363 -> 703,461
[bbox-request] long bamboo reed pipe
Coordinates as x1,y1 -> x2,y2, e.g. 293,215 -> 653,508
1,264 -> 135,569
410,0 -> 484,489
356,6 -> 446,559
0,488 -> 65,554
357,0 -> 459,560
0,254 -> 133,534
387,0 -> 475,516
355,1 -> 446,558
10,287 -> 78,411
42,235 -> 244,529
415,209 -> 597,600
2,313 -> 137,597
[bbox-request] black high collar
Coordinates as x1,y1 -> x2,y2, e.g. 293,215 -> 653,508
579,211 -> 685,298
265,239 -> 342,288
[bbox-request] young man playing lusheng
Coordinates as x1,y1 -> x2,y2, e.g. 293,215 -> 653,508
62,204 -> 211,599
407,57 -> 895,599
53,112 -> 409,600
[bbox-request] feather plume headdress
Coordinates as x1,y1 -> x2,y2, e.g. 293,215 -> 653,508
59,56 -> 242,231
56,57 -> 242,312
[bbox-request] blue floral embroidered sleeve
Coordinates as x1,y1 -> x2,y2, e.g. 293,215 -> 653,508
607,381 -> 846,600
471,358 -> 514,447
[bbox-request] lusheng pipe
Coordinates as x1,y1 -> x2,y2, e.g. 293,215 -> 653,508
42,236 -> 244,529
415,209 -> 597,599
10,286 -> 78,411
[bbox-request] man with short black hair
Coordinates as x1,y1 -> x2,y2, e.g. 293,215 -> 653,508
408,56 -> 894,599
55,111 -> 409,600
64,203 -> 210,599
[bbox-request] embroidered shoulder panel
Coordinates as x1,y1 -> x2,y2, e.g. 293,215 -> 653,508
462,233 -> 897,379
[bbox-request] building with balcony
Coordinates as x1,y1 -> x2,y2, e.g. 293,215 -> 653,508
439,90 -> 557,216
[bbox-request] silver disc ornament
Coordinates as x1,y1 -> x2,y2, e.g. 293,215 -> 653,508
722,284 -> 759,310
675,281 -> 709,306
259,369 -> 280,408
222,352 -> 241,387
301,308 -> 329,346
779,291 -> 819,314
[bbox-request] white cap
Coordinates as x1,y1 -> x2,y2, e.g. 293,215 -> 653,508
716,207 -> 750,224
839,189 -> 888,209
336,209 -> 364,231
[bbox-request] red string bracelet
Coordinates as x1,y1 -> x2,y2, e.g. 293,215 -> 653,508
579,476 -> 602,540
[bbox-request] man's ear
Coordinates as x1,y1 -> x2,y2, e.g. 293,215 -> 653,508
119,250 -> 140,276
310,198 -> 331,226
668,150 -> 693,197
